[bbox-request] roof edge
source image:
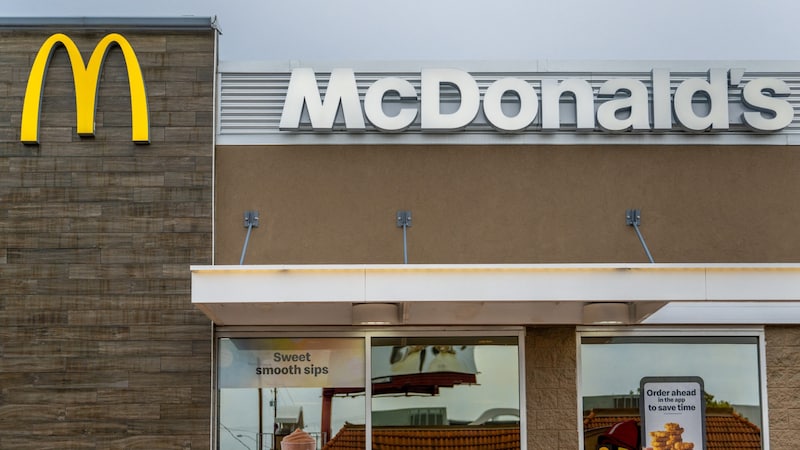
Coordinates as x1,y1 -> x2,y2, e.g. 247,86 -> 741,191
0,17 -> 219,31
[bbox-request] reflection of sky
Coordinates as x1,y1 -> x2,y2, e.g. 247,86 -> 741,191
220,388 -> 347,450
580,343 -> 760,405
372,346 -> 519,422
219,346 -> 519,449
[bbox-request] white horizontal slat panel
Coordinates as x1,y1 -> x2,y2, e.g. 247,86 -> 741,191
217,61 -> 800,145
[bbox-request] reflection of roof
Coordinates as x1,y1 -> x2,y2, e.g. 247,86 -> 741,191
583,408 -> 761,450
277,406 -> 302,422
324,372 -> 478,399
371,372 -> 477,396
468,408 -> 520,425
321,424 -> 520,450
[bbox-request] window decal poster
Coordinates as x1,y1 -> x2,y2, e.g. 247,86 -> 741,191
218,338 -> 365,388
640,377 -> 706,450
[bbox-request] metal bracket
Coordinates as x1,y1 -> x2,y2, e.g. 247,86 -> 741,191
396,210 -> 412,264
625,209 -> 641,227
626,208 -> 654,263
396,210 -> 412,228
243,210 -> 259,228
240,210 -> 260,265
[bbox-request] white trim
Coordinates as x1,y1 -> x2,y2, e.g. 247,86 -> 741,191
364,334 -> 372,450
575,333 -> 585,450
192,263 -> 800,302
577,325 -> 765,336
759,331 -> 771,450
209,322 -> 217,450
209,29 -> 219,450
219,60 -> 800,74
517,333 -> 528,450
215,132 -> 797,147
211,31 -> 219,266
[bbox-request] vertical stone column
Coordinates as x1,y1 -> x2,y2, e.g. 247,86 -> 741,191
0,24 -> 215,449
526,327 -> 579,450
765,326 -> 800,450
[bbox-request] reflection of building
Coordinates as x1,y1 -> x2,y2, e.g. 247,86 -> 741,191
583,408 -> 761,450
583,395 -> 640,412
731,404 -> 762,430
372,408 -> 447,426
276,406 -> 305,434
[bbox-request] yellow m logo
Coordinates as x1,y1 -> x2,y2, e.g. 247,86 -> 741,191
21,33 -> 149,144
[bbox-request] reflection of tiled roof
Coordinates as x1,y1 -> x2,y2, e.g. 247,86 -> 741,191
322,424 -> 520,450
705,414 -> 761,450
583,408 -> 761,450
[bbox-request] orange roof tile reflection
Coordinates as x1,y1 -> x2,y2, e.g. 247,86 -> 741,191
322,424 -> 520,450
583,408 -> 761,450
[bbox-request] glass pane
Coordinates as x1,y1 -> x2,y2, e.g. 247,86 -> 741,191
370,336 -> 520,450
218,338 -> 365,450
580,335 -> 762,450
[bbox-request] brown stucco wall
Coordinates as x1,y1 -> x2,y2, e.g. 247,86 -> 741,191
766,326 -> 800,450
0,26 -> 214,449
526,327 -> 578,450
215,144 -> 800,265
216,143 -> 800,450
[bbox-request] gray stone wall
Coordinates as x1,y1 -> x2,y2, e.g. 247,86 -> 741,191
766,326 -> 800,450
0,26 -> 214,449
526,327 -> 579,450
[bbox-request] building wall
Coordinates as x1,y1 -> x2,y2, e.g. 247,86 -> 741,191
765,326 -> 800,450
215,135 -> 800,450
215,144 -> 800,265
0,26 -> 215,449
2,21 -> 797,450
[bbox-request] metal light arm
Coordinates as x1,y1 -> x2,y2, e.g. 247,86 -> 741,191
626,209 -> 655,264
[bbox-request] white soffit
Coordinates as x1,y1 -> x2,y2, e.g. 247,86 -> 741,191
191,264 -> 800,325
642,302 -> 800,324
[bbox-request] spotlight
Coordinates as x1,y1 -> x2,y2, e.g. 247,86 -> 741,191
583,302 -> 630,325
352,303 -> 400,325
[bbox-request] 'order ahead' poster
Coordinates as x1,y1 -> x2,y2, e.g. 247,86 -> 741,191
640,377 -> 706,450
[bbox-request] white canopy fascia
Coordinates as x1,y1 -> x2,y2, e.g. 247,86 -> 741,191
191,263 -> 800,326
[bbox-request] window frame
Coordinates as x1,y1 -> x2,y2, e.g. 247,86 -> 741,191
213,326 -> 526,450
575,326 -> 769,450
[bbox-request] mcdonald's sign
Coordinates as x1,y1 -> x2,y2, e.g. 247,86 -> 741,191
21,33 -> 149,144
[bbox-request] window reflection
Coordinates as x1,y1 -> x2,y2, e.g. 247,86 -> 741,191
580,335 -> 763,450
218,338 -> 365,450
369,336 -> 521,450
216,335 -> 521,450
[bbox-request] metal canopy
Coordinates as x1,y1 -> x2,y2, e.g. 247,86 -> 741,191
191,263 -> 800,326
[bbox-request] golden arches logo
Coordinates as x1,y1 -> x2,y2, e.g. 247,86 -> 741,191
21,33 -> 149,144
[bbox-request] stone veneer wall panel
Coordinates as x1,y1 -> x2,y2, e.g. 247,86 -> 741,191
526,327 -> 579,450
766,326 -> 800,450
0,26 -> 214,449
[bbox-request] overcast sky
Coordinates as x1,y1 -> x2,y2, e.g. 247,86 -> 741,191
3,0 -> 800,62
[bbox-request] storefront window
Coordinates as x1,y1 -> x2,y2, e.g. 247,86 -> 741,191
370,336 -> 521,449
579,330 -> 764,450
215,332 -> 522,450
217,338 -> 366,450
